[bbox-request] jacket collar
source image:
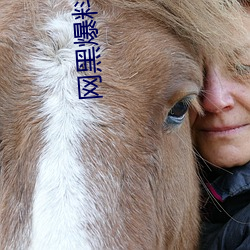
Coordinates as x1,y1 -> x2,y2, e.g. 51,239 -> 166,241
201,161 -> 250,202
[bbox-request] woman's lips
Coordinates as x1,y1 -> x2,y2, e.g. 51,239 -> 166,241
200,124 -> 249,136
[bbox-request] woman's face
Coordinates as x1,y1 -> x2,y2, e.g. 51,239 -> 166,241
191,8 -> 250,168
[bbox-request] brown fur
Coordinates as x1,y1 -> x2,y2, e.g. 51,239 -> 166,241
0,0 -> 246,249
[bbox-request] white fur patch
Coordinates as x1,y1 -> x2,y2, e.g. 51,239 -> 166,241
29,5 -> 101,249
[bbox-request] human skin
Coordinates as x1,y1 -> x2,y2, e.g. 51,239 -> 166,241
191,7 -> 250,168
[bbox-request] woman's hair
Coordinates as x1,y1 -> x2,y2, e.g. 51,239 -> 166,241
239,0 -> 250,7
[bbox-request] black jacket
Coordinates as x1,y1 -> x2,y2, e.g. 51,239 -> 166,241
199,162 -> 250,250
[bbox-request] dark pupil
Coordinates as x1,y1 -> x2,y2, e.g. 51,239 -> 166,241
169,101 -> 188,117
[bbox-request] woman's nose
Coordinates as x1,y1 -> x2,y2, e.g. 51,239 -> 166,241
201,66 -> 235,113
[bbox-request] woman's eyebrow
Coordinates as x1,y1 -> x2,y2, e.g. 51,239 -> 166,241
235,44 -> 250,57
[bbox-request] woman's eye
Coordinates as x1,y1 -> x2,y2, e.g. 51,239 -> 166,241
235,64 -> 250,76
165,98 -> 190,126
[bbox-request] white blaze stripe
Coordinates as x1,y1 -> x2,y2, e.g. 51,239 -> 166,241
30,12 -> 96,250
